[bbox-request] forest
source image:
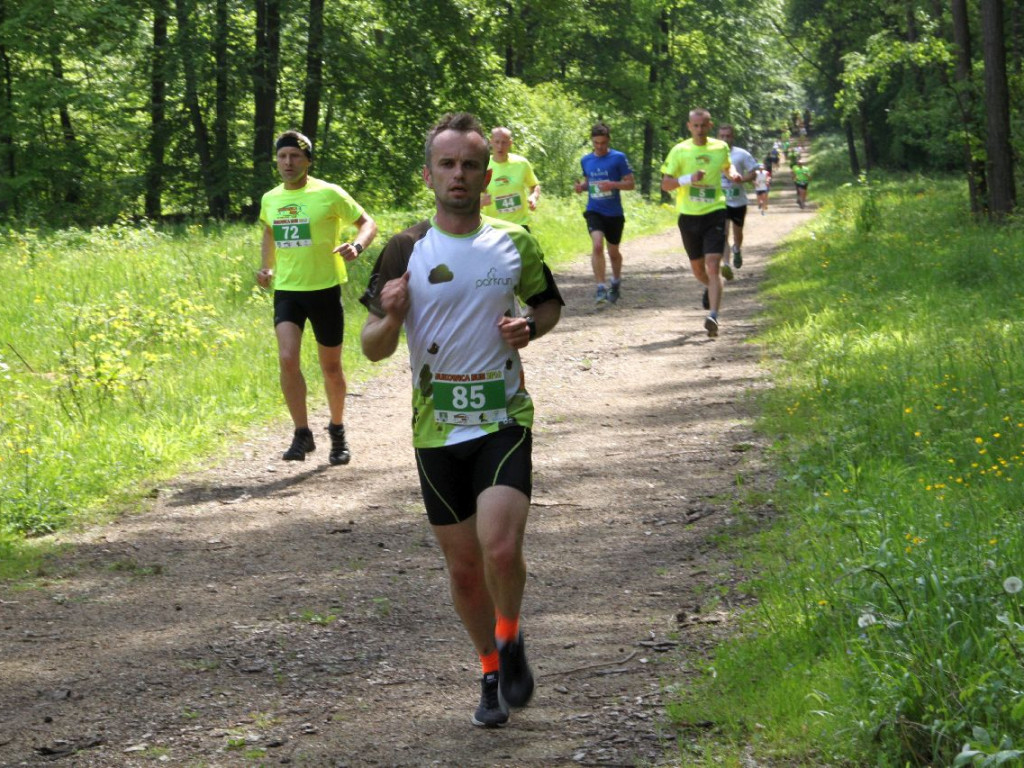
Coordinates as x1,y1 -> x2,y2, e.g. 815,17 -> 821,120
1,0 -> 1019,228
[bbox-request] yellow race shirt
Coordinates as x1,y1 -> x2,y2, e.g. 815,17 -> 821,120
259,177 -> 366,291
660,138 -> 731,215
482,154 -> 540,226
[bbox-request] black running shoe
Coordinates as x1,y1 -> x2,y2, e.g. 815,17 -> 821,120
701,287 -> 710,310
498,634 -> 535,708
732,247 -> 743,269
471,672 -> 508,727
704,315 -> 719,338
283,428 -> 315,461
326,423 -> 351,466
607,281 -> 621,304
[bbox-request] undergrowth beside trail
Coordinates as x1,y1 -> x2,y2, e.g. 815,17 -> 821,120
667,142 -> 1024,766
0,195 -> 673,578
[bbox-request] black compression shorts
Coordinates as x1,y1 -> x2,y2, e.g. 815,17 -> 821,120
273,284 -> 344,347
415,425 -> 532,526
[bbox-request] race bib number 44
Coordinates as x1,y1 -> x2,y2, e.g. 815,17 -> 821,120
433,370 -> 507,425
273,218 -> 313,248
495,193 -> 523,213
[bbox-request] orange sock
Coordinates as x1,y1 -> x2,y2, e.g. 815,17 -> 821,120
495,612 -> 520,645
480,650 -> 499,675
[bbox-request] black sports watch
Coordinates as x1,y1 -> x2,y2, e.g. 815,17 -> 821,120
526,317 -> 537,340
353,242 -> 364,255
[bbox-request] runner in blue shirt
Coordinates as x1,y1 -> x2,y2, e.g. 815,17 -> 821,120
573,123 -> 635,305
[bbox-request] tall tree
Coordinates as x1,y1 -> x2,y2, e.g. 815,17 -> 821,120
302,0 -> 324,144
980,0 -> 1016,217
174,0 -> 228,218
950,0 -> 986,214
250,0 -> 280,215
145,0 -> 171,219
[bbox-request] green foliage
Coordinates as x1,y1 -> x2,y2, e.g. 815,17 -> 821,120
0,0 -> 801,224
668,140 -> 1024,765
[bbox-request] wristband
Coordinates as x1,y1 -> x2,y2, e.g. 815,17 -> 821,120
354,242 -> 364,255
526,317 -> 537,340
677,174 -> 693,186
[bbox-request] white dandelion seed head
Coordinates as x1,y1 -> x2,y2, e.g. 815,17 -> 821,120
984,559 -> 997,570
857,613 -> 877,628
1003,576 -> 1023,594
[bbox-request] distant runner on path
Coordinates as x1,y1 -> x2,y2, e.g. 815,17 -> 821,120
794,157 -> 811,209
574,123 -> 635,305
754,163 -> 772,214
660,108 -> 742,338
481,126 -> 541,232
359,112 -> 564,729
717,124 -> 758,271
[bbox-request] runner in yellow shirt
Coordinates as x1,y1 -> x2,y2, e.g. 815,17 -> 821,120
481,127 -> 541,231
258,130 -> 377,464
661,108 -> 741,338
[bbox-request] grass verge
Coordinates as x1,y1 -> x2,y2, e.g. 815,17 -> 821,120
665,138 -> 1024,766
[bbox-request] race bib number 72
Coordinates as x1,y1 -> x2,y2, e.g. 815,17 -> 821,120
273,219 -> 313,248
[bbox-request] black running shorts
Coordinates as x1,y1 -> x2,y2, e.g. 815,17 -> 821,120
725,204 -> 748,228
415,426 -> 532,526
274,285 -> 344,347
677,209 -> 727,261
583,211 -> 626,245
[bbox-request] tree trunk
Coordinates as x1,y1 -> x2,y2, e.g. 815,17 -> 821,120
174,0 -> 223,218
145,0 -> 169,220
212,0 -> 231,216
302,0 -> 324,145
950,0 -> 986,215
845,120 -> 860,176
0,0 -> 12,214
51,51 -> 82,206
250,0 -> 280,217
640,8 -> 668,198
981,0 -> 1016,218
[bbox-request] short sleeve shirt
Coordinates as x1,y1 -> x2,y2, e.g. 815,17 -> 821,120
259,177 -> 366,291
794,166 -> 811,185
580,149 -> 633,217
483,154 -> 540,226
721,146 -> 758,208
660,138 -> 731,215
359,217 -> 564,448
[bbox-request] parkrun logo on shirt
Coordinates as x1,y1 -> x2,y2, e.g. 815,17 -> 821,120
476,268 -> 512,289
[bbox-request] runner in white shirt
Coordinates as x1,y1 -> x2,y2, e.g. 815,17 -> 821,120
360,112 -> 563,729
717,125 -> 758,271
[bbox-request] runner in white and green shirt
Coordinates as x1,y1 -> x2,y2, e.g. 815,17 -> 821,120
360,112 -> 563,730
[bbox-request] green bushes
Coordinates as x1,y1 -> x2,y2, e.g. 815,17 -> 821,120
668,160 -> 1024,765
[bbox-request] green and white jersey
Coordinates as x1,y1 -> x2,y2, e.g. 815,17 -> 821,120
259,177 -> 366,291
660,138 -> 731,215
360,217 -> 563,448
721,146 -> 757,207
483,154 -> 540,226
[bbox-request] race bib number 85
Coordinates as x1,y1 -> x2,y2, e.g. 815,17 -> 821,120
433,370 -> 507,425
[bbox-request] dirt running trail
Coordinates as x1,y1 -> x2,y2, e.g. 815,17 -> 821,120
1,172 -> 813,768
